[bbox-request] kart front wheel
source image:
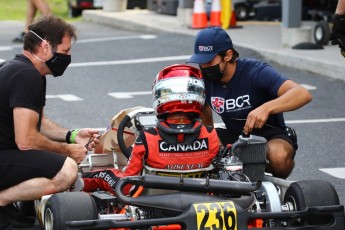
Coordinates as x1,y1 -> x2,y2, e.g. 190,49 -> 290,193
44,192 -> 98,230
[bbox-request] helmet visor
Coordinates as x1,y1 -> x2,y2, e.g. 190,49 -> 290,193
153,77 -> 205,110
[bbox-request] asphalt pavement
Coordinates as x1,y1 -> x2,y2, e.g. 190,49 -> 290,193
82,9 -> 344,82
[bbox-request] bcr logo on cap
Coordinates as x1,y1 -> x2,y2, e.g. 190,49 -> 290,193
199,46 -> 213,52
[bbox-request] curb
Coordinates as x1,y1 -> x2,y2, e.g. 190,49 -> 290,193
82,10 -> 345,81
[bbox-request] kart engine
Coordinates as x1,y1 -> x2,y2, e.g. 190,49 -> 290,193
213,135 -> 268,183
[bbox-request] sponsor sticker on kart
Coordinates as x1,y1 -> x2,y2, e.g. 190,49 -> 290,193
93,0 -> 104,7
193,201 -> 237,230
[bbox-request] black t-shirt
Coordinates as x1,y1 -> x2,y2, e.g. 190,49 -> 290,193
0,54 -> 46,149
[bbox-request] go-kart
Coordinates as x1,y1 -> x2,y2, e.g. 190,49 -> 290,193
34,107 -> 345,230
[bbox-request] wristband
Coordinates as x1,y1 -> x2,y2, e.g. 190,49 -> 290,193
66,130 -> 73,144
70,129 -> 79,144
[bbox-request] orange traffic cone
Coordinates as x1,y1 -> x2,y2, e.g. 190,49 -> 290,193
229,10 -> 242,28
192,0 -> 208,29
210,0 -> 221,27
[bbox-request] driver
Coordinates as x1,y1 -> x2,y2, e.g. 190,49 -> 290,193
82,64 -> 220,195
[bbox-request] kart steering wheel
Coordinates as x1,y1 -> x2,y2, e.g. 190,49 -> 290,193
117,107 -> 155,159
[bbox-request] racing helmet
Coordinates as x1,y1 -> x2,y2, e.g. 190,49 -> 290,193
152,64 -> 205,117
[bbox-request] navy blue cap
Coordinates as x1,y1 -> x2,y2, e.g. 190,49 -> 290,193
187,27 -> 235,64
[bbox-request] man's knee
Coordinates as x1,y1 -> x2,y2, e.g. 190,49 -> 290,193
52,157 -> 78,191
267,139 -> 295,178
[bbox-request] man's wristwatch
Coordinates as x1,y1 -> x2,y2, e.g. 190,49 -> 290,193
66,130 -> 74,144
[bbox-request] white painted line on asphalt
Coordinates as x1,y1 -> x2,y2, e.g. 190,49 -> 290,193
0,47 -> 12,51
57,94 -> 83,101
76,35 -> 157,44
69,55 -> 190,67
214,117 -> 345,127
108,91 -> 152,99
0,44 -> 23,51
46,94 -> 83,101
285,118 -> 345,124
46,95 -> 58,99
140,35 -> 158,39
319,168 -> 345,179
0,35 -> 156,51
301,84 -> 317,90
97,117 -> 345,131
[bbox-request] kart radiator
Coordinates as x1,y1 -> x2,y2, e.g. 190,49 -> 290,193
234,135 -> 267,182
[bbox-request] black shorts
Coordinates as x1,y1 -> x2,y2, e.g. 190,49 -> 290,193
216,127 -> 297,155
0,149 -> 67,191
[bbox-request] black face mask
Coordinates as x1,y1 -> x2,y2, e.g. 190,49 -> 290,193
28,30 -> 71,77
199,61 -> 227,82
45,52 -> 71,77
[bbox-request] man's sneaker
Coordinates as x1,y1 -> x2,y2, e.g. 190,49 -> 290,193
3,204 -> 35,228
0,207 -> 11,229
12,32 -> 26,43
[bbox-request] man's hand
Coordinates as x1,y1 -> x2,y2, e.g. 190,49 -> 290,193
330,14 -> 345,58
67,144 -> 88,164
74,128 -> 101,151
243,106 -> 270,135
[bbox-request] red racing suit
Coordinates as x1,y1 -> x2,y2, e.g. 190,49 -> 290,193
82,125 -> 219,195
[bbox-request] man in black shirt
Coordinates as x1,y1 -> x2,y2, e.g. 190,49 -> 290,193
0,16 -> 99,228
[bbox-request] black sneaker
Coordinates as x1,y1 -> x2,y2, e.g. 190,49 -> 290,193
12,32 -> 26,43
2,204 -> 35,228
0,207 -> 11,230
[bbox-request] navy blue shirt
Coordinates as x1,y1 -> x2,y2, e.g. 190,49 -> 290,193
205,58 -> 288,136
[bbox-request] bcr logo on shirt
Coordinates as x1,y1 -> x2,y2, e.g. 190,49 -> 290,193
211,95 -> 251,114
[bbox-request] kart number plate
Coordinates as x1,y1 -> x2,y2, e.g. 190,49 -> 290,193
193,201 -> 237,230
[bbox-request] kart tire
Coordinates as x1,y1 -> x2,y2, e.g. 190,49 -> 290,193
44,192 -> 98,230
314,21 -> 331,45
235,5 -> 249,21
284,180 -> 339,225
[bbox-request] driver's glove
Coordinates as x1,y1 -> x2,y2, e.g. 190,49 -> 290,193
330,14 -> 345,58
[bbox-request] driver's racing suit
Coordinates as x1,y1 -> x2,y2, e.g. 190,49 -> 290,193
82,122 -> 219,195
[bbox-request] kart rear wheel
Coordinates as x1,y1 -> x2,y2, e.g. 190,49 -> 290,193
44,192 -> 98,230
284,180 -> 340,225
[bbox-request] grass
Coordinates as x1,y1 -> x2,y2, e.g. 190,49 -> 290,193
0,0 -> 77,21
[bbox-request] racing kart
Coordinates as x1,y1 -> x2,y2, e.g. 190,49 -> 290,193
34,107 -> 345,230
